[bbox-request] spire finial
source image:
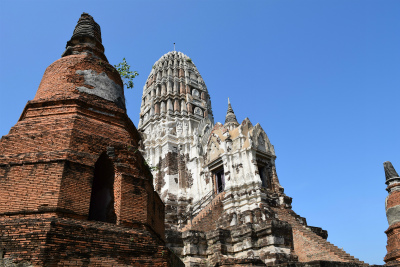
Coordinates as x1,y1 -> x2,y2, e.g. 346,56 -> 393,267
384,161 -> 399,181
61,13 -> 106,60
225,98 -> 239,127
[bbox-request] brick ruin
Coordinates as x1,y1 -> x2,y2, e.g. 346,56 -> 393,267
0,13 -> 183,267
383,162 -> 400,266
0,13 -> 389,267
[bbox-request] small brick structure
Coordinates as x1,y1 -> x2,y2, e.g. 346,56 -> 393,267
0,13 -> 183,267
383,161 -> 400,266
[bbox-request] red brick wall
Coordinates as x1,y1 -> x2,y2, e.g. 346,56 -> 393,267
0,162 -> 64,214
0,213 -> 172,266
34,55 -> 122,102
384,221 -> 400,266
273,208 -> 366,265
291,228 -> 343,262
386,189 -> 400,209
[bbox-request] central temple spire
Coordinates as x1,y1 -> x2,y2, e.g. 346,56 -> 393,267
138,51 -> 213,129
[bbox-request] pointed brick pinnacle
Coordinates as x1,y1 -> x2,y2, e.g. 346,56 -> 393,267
69,13 -> 102,46
384,161 -> 399,181
225,97 -> 239,125
61,13 -> 106,59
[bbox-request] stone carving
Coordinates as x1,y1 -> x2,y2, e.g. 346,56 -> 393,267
156,125 -> 162,138
192,89 -> 200,97
211,142 -> 218,155
197,118 -> 213,147
194,107 -> 203,116
193,99 -> 202,106
164,126 -> 171,136
193,129 -> 199,145
384,161 -> 399,180
257,134 -> 266,152
176,121 -> 183,136
183,122 -> 189,135
248,133 -> 253,148
258,135 -> 264,145
226,138 -> 232,152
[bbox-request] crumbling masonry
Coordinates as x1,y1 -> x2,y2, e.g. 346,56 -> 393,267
137,51 -> 381,266
0,13 -> 183,267
0,13 -> 387,267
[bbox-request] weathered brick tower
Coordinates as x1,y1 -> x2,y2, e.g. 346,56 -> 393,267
0,13 -> 182,266
383,161 -> 400,266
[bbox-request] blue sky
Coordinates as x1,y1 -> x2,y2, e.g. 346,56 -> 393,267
1,1 -> 399,265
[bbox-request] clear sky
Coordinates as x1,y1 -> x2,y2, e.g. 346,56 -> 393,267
1,1 -> 399,265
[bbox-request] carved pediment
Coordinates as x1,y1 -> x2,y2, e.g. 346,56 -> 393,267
257,134 -> 266,152
194,107 -> 203,116
197,117 -> 213,147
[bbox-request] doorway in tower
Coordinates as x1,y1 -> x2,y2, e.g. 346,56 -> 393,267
88,153 -> 116,223
258,164 -> 273,190
258,165 -> 268,188
213,168 -> 225,194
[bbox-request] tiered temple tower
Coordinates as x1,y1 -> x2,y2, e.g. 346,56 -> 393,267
0,13 -> 182,267
138,51 -> 215,230
139,52 -> 373,266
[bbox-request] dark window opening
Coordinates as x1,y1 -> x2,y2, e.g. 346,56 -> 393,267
258,165 -> 273,190
214,168 -> 225,194
88,153 -> 116,223
258,166 -> 267,188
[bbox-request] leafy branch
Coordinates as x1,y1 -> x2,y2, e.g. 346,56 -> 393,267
144,161 -> 159,172
126,145 -> 158,172
114,58 -> 138,89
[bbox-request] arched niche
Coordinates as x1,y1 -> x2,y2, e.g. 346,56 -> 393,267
194,107 -> 203,116
88,153 -> 116,223
192,89 -> 200,97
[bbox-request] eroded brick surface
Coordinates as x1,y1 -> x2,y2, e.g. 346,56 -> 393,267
0,13 -> 182,267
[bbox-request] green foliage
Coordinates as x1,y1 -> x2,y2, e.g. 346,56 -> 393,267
126,144 -> 158,172
114,58 -> 138,89
186,57 -> 192,63
144,160 -> 159,172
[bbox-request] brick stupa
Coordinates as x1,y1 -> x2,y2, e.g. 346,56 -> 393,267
0,13 -> 182,266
